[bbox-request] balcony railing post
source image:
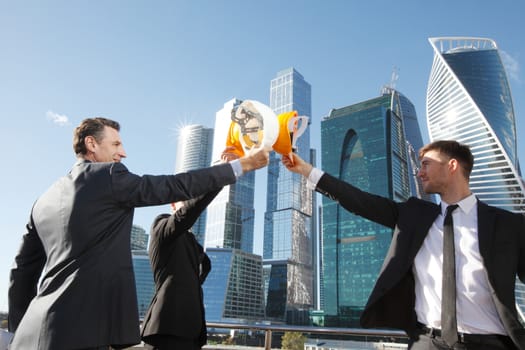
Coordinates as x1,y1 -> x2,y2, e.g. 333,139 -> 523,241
264,329 -> 272,350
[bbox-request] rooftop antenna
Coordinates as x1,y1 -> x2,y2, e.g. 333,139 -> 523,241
381,66 -> 399,95
390,66 -> 399,90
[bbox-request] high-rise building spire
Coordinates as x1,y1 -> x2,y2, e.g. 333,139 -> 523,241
426,36 -> 525,320
264,67 -> 315,324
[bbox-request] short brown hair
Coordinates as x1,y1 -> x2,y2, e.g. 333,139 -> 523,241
419,140 -> 474,179
73,117 -> 120,156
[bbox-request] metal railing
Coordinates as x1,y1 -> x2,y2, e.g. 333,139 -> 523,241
206,321 -> 408,349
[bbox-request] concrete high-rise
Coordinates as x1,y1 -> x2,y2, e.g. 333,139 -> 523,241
426,36 -> 525,319
320,88 -> 427,326
264,68 -> 315,324
175,124 -> 214,245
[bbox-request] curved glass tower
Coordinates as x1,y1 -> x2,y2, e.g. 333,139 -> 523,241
426,36 -> 525,320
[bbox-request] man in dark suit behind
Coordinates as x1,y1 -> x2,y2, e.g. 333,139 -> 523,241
141,190 -> 219,350
282,140 -> 524,350
141,148 -> 240,350
8,117 -> 269,350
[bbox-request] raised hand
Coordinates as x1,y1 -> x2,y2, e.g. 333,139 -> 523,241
220,146 -> 241,163
281,152 -> 313,177
239,145 -> 270,172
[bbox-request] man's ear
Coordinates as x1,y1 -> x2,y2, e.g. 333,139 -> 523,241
85,136 -> 97,153
449,158 -> 459,173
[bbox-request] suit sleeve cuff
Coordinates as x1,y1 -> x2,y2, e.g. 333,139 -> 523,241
307,167 -> 324,190
230,159 -> 243,178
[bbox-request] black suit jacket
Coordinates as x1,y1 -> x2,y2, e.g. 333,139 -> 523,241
141,189 -> 220,347
315,172 -> 525,349
8,160 -> 236,350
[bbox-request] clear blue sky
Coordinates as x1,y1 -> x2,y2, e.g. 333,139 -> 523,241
1,1 -> 524,312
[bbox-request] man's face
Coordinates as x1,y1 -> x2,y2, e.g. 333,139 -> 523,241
92,126 -> 127,162
417,149 -> 451,194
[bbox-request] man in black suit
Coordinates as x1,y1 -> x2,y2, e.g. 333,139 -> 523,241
141,191 -> 218,350
141,148 -> 240,350
282,140 -> 524,350
8,117 -> 269,350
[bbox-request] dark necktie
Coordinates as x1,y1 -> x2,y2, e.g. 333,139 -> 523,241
442,204 -> 459,347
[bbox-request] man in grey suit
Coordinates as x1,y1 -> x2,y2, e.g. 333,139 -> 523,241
282,140 -> 524,350
8,117 -> 269,350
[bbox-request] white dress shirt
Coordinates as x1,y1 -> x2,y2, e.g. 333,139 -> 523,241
230,159 -> 244,178
413,194 -> 506,335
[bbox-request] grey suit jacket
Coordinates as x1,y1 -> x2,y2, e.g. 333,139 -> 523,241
315,172 -> 525,349
8,159 -> 236,350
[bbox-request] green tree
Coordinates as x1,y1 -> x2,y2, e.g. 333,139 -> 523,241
0,312 -> 8,329
281,331 -> 306,350
222,335 -> 235,345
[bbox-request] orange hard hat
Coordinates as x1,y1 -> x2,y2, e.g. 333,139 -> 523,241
273,111 -> 309,158
226,121 -> 246,157
226,100 -> 279,156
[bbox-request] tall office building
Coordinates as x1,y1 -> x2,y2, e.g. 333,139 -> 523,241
130,224 -> 154,320
426,36 -> 525,319
320,88 -> 427,326
132,249 -> 155,320
131,224 -> 148,250
204,98 -> 256,253
203,248 -> 265,322
264,68 -> 315,324
175,124 -> 214,245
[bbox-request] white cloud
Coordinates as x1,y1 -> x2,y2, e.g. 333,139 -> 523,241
46,110 -> 70,126
500,50 -> 521,83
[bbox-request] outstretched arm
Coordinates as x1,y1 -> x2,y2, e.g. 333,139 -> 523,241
168,146 -> 247,233
171,190 -> 221,232
282,152 -> 400,229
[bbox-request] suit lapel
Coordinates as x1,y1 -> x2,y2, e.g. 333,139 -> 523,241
379,203 -> 440,279
477,200 -> 495,266
366,202 -> 440,311
409,205 -> 441,259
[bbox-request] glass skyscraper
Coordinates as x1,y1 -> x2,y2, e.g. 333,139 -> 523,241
131,250 -> 155,320
426,36 -> 525,320
175,124 -> 214,245
203,248 -> 265,322
131,224 -> 148,250
130,224 -> 154,320
320,88 -> 427,326
205,98 -> 256,253
264,68 -> 315,324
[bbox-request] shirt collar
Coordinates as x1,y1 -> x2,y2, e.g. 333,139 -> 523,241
440,193 -> 477,216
